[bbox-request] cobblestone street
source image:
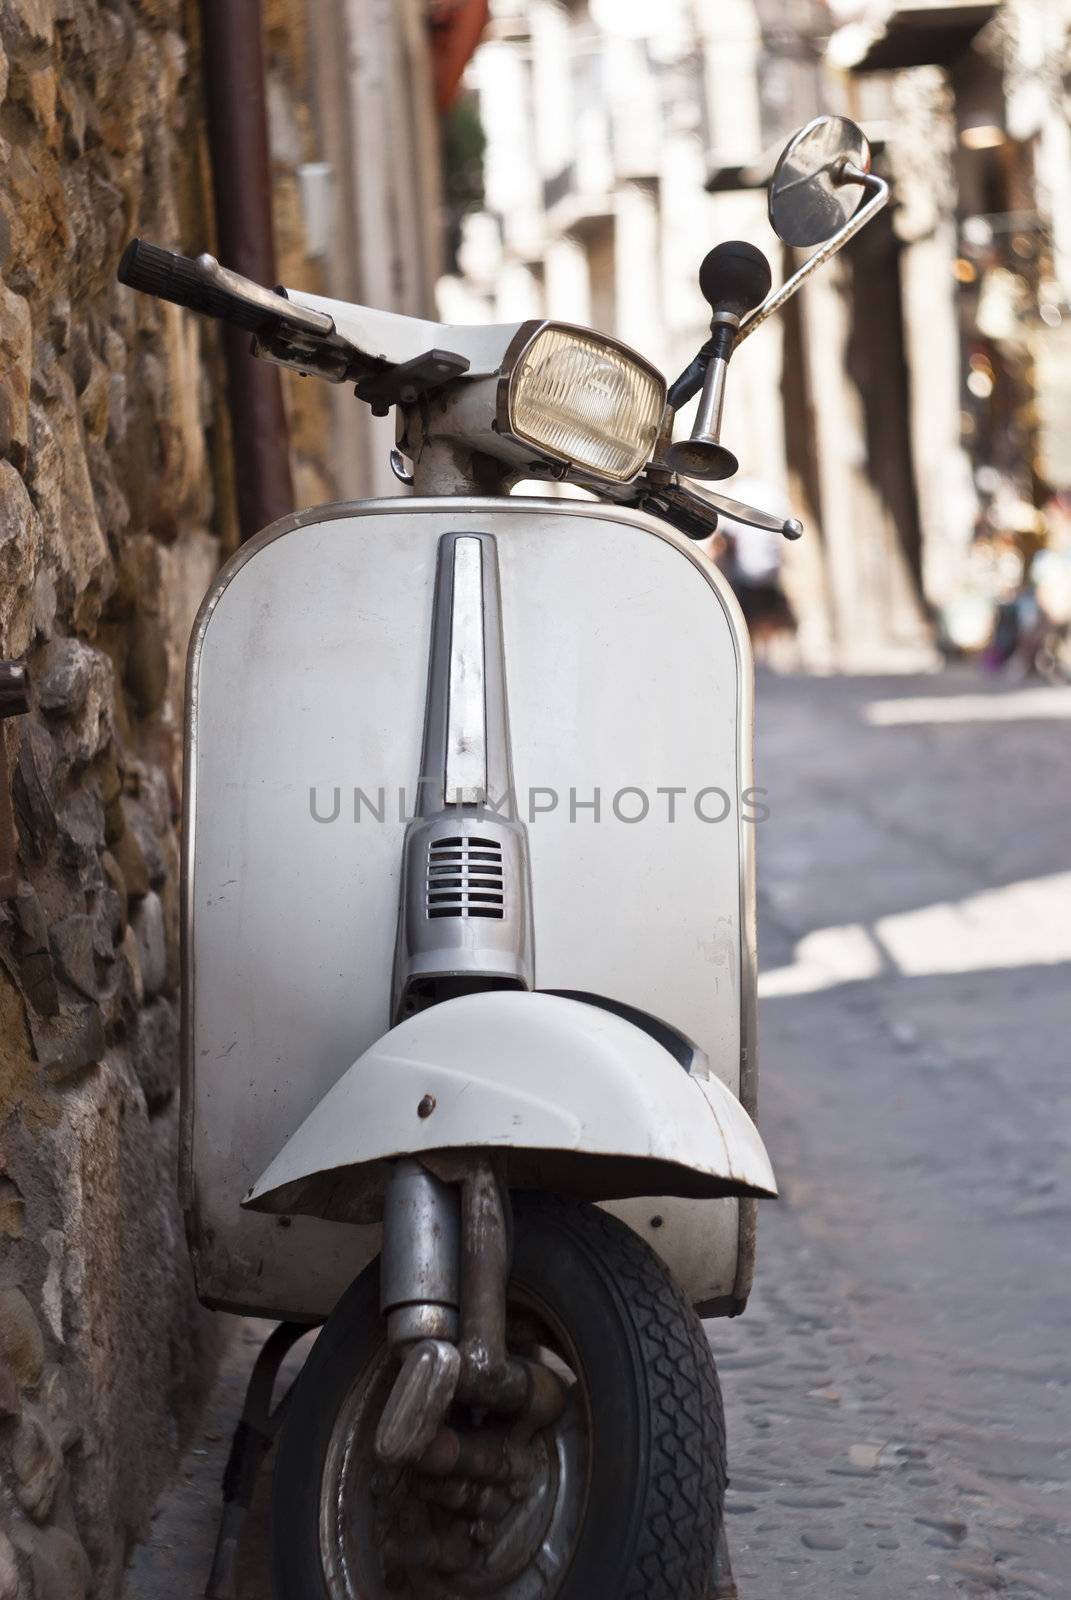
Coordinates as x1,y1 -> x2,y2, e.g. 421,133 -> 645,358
125,670 -> 1071,1600
717,668 -> 1071,1599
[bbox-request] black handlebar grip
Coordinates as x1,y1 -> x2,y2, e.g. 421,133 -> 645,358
117,238 -> 279,334
698,240 -> 772,319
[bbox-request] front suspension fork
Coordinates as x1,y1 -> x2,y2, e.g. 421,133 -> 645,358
375,1154 -> 557,1467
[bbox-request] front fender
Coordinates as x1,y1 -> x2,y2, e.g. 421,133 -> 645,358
243,991 -> 776,1221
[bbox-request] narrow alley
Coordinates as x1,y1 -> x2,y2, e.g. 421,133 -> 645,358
126,668 -> 1071,1599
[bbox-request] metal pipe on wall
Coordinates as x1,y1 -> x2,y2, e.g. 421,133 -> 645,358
200,0 -> 294,543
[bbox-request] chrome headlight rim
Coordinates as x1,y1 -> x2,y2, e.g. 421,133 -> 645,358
495,320 -> 667,486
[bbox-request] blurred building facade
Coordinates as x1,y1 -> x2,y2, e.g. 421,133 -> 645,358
829,0 -> 1071,658
280,0 -> 447,502
445,0 -> 1071,668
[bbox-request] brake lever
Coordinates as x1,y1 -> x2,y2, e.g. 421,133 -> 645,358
630,473 -> 803,542
194,253 -> 336,338
694,485 -> 803,541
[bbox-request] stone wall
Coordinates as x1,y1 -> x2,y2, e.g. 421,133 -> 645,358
0,2 -> 223,1595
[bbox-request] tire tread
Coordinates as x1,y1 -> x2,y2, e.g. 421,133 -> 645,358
272,1192 -> 726,1600
515,1195 -> 725,1600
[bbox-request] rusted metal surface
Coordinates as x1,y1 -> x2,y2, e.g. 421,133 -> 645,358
374,1338 -> 460,1468
199,0 -> 293,542
416,1425 -> 520,1483
456,1159 -> 529,1413
371,1154 -> 573,1587
372,1322 -> 571,1592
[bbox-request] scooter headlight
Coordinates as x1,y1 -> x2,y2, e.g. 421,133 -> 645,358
503,323 -> 666,484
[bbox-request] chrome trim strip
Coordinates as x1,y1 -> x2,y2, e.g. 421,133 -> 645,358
445,537 -> 487,804
180,494 -> 757,1302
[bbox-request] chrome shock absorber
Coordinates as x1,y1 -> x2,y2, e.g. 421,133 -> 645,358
375,1159 -> 463,1465
380,1158 -> 461,1349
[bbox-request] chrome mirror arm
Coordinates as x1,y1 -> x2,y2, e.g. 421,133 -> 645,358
661,161 -> 887,421
735,164 -> 889,349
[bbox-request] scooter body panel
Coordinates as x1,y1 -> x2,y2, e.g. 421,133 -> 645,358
242,991 -> 775,1218
183,497 -> 758,1319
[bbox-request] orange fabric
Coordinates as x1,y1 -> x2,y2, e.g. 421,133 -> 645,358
429,0 -> 490,112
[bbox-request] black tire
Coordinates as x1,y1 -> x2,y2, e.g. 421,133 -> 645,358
271,1193 -> 726,1600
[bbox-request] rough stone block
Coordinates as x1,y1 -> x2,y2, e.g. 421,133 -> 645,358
74,348 -> 110,444
12,720 -> 57,861
36,638 -> 91,718
96,751 -> 121,808
0,279 -> 31,467
0,137 -> 69,306
56,791 -> 106,879
130,994 -> 178,1114
0,1174 -> 26,1238
0,0 -> 56,50
91,883 -> 122,960
13,882 -> 46,948
12,948 -> 57,1014
25,1526 -> 89,1600
121,796 -> 165,888
0,1529 -> 20,1600
0,1288 -> 43,1389
17,61 -> 57,138
125,612 -> 169,717
12,1405 -> 63,1522
131,888 -> 166,998
118,923 -> 144,1009
0,1355 -> 20,1417
44,644 -> 113,766
49,915 -> 97,999
110,821 -> 149,901
31,565 -> 55,642
0,459 -> 41,659
11,886 -> 58,1015
100,849 -> 127,928
32,1000 -> 105,1084
23,387 -> 110,633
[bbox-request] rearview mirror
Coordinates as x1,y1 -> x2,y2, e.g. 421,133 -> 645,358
768,116 -> 872,248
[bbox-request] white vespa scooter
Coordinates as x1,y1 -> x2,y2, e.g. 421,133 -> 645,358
119,117 -> 886,1600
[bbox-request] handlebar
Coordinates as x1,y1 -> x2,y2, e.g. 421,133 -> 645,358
116,242 -> 802,541
119,240 -> 266,331
117,238 -> 335,340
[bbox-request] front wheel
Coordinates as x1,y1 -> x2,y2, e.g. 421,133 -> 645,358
271,1194 -> 726,1600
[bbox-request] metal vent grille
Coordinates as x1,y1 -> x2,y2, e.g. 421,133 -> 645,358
426,836 -> 505,920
